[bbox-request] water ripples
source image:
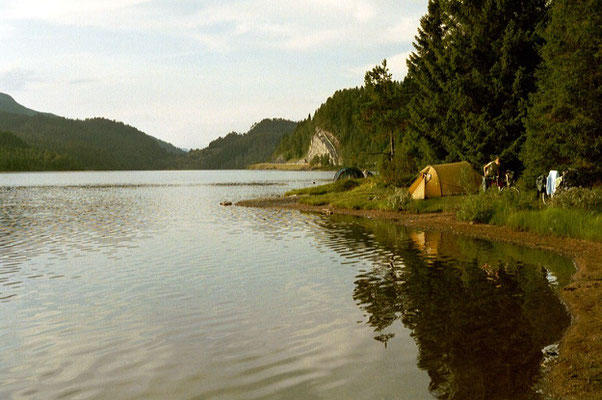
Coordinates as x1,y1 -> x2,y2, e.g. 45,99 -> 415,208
0,171 -> 575,399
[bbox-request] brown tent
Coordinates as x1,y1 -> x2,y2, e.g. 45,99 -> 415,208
408,161 -> 482,200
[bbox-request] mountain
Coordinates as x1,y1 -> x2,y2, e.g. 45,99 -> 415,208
177,118 -> 297,169
0,92 -> 43,116
0,92 -> 184,170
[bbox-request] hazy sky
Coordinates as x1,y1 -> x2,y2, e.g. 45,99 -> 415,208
0,0 -> 428,149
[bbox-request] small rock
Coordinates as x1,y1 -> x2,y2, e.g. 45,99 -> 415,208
220,201 -> 232,206
542,343 -> 559,357
541,343 -> 560,367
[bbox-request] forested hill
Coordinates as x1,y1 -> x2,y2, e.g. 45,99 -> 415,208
176,118 -> 297,169
0,93 -> 185,170
274,87 -> 390,168
0,92 -> 47,117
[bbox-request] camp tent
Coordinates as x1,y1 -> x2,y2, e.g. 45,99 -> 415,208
408,161 -> 482,199
334,167 -> 364,181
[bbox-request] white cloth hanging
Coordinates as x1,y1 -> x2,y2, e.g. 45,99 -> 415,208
547,170 -> 559,196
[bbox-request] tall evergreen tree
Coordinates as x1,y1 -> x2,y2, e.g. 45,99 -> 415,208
406,0 -> 448,165
407,0 -> 547,171
522,0 -> 602,183
362,60 -> 405,160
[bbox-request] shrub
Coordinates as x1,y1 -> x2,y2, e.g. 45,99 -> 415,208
377,142 -> 418,187
456,193 -> 495,223
550,187 -> 602,211
386,188 -> 412,211
456,190 -> 536,224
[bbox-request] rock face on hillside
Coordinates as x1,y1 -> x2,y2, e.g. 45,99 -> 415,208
305,127 -> 340,165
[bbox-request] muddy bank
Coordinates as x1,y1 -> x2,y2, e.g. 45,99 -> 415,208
238,197 -> 602,399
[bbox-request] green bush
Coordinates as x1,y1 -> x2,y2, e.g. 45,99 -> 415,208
456,193 -> 496,223
386,188 -> 412,211
550,187 -> 602,211
456,190 -> 537,224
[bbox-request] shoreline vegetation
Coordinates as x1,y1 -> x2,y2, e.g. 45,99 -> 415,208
238,178 -> 602,399
247,162 -> 337,171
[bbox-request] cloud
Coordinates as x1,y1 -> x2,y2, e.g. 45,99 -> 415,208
383,17 -> 421,43
279,28 -> 341,50
2,0 -> 150,23
387,51 -> 412,80
0,0 -> 423,52
0,68 -> 41,92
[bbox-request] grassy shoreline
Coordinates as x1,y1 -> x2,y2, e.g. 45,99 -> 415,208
248,162 -> 338,171
286,178 -> 602,242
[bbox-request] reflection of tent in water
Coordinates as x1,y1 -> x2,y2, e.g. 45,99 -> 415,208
409,230 -> 466,262
408,161 -> 482,200
410,231 -> 441,258
333,167 -> 364,181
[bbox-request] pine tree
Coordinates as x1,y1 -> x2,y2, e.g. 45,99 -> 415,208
362,60 -> 406,160
406,0 -> 448,165
522,0 -> 602,184
406,0 -> 547,171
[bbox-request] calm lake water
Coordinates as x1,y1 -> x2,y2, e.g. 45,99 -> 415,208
0,171 -> 573,400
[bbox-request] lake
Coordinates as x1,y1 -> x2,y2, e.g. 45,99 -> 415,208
0,170 -> 573,399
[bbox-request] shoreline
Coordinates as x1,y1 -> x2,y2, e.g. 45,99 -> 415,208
238,196 -> 602,399
247,162 -> 338,171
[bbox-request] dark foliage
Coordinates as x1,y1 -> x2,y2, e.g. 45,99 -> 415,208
177,119 -> 297,169
522,0 -> 602,185
0,130 -> 79,171
406,0 -> 547,173
0,111 -> 179,170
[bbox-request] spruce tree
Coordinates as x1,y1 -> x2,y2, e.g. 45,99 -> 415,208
406,0 -> 448,165
407,0 -> 547,171
522,0 -> 602,184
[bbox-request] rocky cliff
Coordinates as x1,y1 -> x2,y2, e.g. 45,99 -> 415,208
305,127 -> 341,165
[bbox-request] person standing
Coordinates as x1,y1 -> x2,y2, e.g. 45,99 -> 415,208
483,157 -> 501,189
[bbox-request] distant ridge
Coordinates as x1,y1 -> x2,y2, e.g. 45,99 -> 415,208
177,118 -> 297,169
0,92 -> 293,171
0,92 -> 185,170
0,92 -> 42,116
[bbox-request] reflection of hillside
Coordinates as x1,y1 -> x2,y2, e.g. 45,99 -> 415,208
313,215 -> 570,400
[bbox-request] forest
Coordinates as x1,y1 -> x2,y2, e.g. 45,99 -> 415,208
275,0 -> 601,187
176,119 -> 297,169
0,130 -> 79,171
0,111 -> 184,170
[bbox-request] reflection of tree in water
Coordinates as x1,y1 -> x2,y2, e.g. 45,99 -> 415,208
317,215 -> 570,400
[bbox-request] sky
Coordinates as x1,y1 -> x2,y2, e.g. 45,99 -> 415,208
0,0 -> 428,149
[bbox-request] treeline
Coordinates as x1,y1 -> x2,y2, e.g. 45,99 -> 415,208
0,131 -> 79,171
0,111 -> 182,170
276,0 -> 600,186
177,118 -> 297,169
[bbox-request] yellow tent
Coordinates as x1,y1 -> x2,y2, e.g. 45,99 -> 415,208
408,161 -> 482,199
